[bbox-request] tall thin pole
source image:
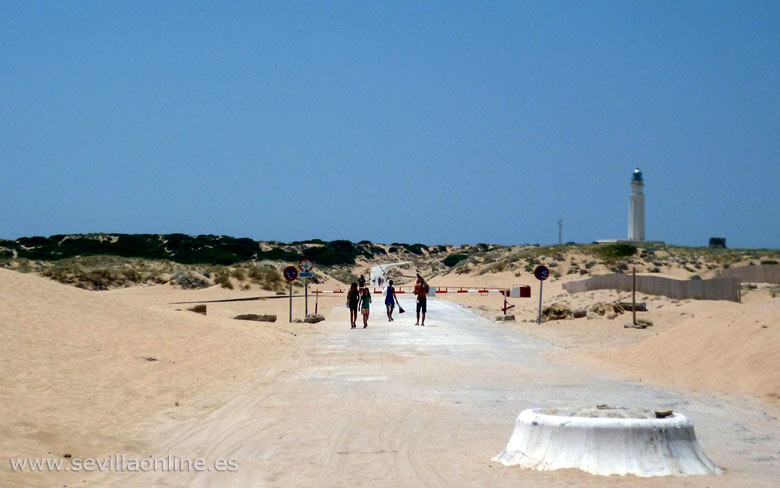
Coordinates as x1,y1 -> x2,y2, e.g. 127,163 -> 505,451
305,278 -> 308,316
537,280 -> 544,324
632,267 -> 637,326
289,281 -> 293,323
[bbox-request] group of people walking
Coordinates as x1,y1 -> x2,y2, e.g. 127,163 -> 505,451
346,274 -> 429,329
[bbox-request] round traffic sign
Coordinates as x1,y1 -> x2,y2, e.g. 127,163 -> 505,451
533,265 -> 550,281
299,258 -> 313,273
283,266 -> 299,282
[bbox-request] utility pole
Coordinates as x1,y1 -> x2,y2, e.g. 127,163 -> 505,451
558,219 -> 563,245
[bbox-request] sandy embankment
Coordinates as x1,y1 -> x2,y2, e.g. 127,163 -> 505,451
0,268 -> 330,486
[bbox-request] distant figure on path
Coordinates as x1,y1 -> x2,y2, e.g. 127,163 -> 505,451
414,274 -> 429,326
360,287 -> 372,328
385,279 -> 398,321
347,282 -> 360,329
358,274 -> 366,291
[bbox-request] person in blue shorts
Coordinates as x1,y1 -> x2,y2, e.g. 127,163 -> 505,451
385,279 -> 398,321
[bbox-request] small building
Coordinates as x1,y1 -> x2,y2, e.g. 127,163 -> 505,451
709,237 -> 727,249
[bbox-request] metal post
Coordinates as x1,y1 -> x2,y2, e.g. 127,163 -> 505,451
289,281 -> 293,323
632,267 -> 637,326
305,278 -> 308,316
537,280 -> 544,324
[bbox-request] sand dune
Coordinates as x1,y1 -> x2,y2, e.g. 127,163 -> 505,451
0,268 -> 312,486
600,299 -> 780,407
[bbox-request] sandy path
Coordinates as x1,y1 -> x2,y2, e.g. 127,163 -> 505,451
90,298 -> 779,487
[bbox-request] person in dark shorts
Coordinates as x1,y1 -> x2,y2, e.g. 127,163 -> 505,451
358,274 -> 366,291
385,279 -> 398,322
414,274 -> 429,326
347,282 -> 360,329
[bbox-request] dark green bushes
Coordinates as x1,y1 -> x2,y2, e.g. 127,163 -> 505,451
443,254 -> 468,267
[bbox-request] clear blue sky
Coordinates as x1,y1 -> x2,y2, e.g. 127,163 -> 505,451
2,1 -> 778,248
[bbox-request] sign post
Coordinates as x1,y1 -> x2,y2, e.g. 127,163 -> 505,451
632,267 -> 637,326
534,265 -> 550,324
299,259 -> 314,316
283,266 -> 299,323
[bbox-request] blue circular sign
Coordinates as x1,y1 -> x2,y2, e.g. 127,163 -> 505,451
283,266 -> 299,282
534,265 -> 550,281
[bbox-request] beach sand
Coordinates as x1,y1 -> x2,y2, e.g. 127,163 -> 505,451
1,266 -> 778,486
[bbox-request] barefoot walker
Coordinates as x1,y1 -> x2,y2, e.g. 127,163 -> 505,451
360,287 -> 372,328
414,274 -> 429,326
347,282 -> 360,329
385,279 -> 399,321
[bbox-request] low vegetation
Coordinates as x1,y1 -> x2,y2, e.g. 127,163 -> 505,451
588,243 -> 637,262
36,256 -> 169,290
3,234 -> 778,290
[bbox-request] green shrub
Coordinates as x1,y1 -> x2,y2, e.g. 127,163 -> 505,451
443,254 -> 468,267
594,244 -> 637,261
302,240 -> 360,265
121,268 -> 142,282
214,272 -> 233,289
40,260 -> 151,290
248,266 -> 283,291
403,243 -> 427,255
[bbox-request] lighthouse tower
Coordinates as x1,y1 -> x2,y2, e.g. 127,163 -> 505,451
628,168 -> 645,241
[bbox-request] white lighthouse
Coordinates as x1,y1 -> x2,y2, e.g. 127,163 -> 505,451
628,168 -> 645,241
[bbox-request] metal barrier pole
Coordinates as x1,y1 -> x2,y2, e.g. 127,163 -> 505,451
537,281 -> 544,324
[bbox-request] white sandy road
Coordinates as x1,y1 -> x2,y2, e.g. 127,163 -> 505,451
89,297 -> 779,487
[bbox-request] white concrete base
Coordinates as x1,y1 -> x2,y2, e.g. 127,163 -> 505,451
493,408 -> 722,477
